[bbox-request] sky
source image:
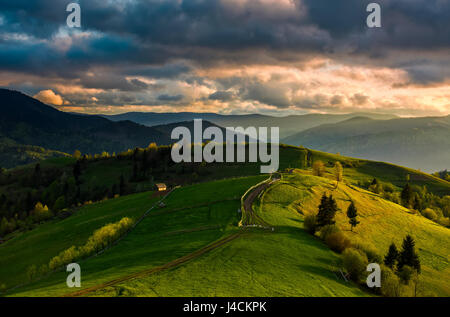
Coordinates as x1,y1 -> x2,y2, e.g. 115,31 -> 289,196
0,0 -> 449,116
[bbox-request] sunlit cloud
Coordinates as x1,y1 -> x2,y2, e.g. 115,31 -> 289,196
33,89 -> 67,106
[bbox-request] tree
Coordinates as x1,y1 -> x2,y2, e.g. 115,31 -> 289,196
342,248 -> 368,282
73,160 -> 82,185
413,195 -> 422,211
119,175 -> 126,196
0,217 -> 9,236
33,163 -> 41,187
317,193 -> 338,228
312,161 -> 325,177
398,235 -> 421,273
26,264 -> 38,282
401,183 -> 413,208
304,214 -> 317,234
53,196 -> 66,213
384,242 -> 399,269
73,150 -> 82,159
25,191 -> 34,213
33,202 -> 52,222
346,201 -> 360,231
334,161 -> 343,183
132,162 -> 138,181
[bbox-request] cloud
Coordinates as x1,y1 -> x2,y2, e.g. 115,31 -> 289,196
209,90 -> 235,101
33,89 -> 66,105
157,94 -> 184,102
0,0 -> 449,116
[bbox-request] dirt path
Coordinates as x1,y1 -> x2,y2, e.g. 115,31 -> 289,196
241,178 -> 279,227
63,178 -> 277,297
62,232 -> 242,297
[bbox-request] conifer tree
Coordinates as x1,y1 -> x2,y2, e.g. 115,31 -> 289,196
119,175 -> 126,196
317,194 -> 337,227
398,235 -> 421,273
346,201 -> 359,231
384,242 -> 399,268
73,160 -> 82,185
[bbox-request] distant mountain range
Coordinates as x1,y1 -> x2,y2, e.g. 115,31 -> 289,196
0,89 -> 246,168
0,89 -> 175,160
102,112 -> 398,139
282,116 -> 450,172
1,89 -> 449,172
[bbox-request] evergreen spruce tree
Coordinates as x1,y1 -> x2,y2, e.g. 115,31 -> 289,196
384,242 -> 399,268
398,235 -> 421,273
317,193 -> 337,228
316,193 -> 329,228
33,163 -> 41,187
119,175 -> 126,196
327,195 -> 338,225
346,201 -> 360,231
73,160 -> 82,185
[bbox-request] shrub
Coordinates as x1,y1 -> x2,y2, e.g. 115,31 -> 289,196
26,264 -> 38,282
398,265 -> 414,285
380,265 -> 401,297
303,214 -> 317,234
312,161 -> 325,177
53,196 -> 66,213
48,217 -> 134,271
319,224 -> 339,240
342,248 -> 368,282
354,242 -> 383,263
437,217 -> 450,227
32,202 -> 52,222
421,208 -> 437,221
325,231 -> 351,253
383,182 -> 396,193
369,183 -> 383,194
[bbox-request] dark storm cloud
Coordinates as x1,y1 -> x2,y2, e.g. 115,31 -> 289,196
0,0 -> 449,92
157,94 -> 184,102
209,91 -> 235,101
127,63 -> 193,79
78,73 -> 149,91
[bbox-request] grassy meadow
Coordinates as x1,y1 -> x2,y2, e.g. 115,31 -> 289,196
1,146 -> 449,297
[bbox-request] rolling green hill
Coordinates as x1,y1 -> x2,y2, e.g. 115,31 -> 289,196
1,146 -> 449,297
59,169 -> 449,297
0,138 -> 69,169
256,171 -> 450,296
